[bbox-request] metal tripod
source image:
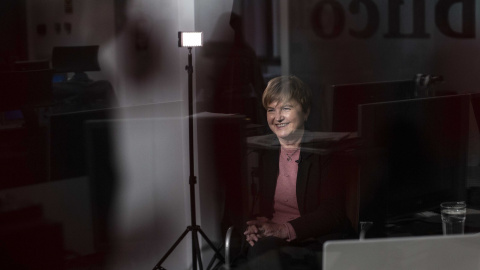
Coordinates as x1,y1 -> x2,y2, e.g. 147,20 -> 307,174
152,48 -> 225,270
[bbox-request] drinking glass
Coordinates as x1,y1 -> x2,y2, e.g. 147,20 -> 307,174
440,201 -> 466,235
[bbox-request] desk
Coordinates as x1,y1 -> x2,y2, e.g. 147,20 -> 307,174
368,209 -> 480,239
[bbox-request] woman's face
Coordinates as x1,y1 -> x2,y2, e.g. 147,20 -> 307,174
267,98 -> 309,144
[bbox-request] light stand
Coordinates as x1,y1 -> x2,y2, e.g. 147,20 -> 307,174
152,32 -> 225,270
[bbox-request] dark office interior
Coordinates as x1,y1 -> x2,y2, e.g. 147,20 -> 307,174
1,0 -> 480,269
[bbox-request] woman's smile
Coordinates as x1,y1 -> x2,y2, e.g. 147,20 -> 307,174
267,99 -> 309,147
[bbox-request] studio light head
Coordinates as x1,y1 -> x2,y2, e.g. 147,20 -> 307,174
178,32 -> 203,48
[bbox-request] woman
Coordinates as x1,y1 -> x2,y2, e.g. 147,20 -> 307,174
243,75 -> 352,269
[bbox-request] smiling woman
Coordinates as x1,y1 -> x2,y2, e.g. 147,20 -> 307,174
262,76 -> 311,150
243,75 -> 353,269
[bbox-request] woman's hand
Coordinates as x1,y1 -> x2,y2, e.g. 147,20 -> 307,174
244,217 -> 268,246
258,222 -> 289,239
244,217 -> 289,246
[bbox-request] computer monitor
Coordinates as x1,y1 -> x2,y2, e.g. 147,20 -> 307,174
323,233 -> 480,270
331,80 -> 416,132
357,94 -> 470,236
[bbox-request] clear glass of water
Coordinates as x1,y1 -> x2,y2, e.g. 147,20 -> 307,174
440,201 -> 467,235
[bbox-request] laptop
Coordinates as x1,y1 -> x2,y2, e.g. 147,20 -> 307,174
323,233 -> 480,270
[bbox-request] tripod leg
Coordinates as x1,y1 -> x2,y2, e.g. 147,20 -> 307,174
206,243 -> 224,270
198,227 -> 225,263
192,229 -> 204,270
153,228 -> 191,270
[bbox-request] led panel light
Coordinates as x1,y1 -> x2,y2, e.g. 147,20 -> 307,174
178,32 -> 203,47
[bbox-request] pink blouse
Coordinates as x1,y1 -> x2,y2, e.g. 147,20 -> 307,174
271,147 -> 301,241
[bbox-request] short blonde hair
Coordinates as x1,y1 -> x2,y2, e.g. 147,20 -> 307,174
262,75 -> 312,113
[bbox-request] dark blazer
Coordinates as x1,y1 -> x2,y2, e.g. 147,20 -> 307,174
256,136 -> 351,241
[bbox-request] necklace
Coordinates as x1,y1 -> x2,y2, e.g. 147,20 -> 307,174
284,148 -> 300,162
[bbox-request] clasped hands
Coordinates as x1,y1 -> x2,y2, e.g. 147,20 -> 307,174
243,217 -> 288,246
